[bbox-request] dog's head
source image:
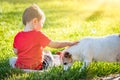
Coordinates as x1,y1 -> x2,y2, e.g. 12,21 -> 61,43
57,51 -> 73,70
63,51 -> 73,70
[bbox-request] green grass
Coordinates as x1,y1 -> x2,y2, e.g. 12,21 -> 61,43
0,0 -> 120,79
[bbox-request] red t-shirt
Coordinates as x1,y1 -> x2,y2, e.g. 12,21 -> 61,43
13,30 -> 51,70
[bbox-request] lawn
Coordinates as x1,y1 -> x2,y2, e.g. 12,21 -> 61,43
0,0 -> 120,80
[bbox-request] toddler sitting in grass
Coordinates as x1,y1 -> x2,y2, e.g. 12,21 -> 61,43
10,4 -> 78,70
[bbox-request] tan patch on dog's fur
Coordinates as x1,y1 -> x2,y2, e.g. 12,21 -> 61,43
116,54 -> 120,62
119,34 -> 120,37
63,52 -> 73,63
64,52 -> 72,58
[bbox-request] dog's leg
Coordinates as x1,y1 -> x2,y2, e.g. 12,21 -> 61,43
80,49 -> 93,72
79,60 -> 91,72
116,54 -> 120,62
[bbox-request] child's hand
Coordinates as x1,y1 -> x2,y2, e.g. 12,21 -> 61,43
69,41 -> 79,46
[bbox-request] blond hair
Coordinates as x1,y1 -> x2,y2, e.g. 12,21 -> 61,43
22,4 -> 45,25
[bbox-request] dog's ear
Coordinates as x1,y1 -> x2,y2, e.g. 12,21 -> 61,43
64,52 -> 71,58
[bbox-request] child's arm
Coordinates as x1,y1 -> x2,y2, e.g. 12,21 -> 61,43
48,41 -> 79,48
13,48 -> 18,55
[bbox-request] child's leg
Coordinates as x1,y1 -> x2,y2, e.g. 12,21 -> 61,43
42,50 -> 54,70
9,57 -> 17,68
42,50 -> 61,69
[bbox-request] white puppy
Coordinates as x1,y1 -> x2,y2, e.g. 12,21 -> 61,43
60,34 -> 120,71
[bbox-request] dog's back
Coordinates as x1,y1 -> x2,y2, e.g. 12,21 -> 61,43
64,34 -> 120,62
90,34 -> 120,62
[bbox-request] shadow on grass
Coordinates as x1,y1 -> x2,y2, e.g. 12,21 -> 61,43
85,10 -> 103,22
85,3 -> 106,22
0,58 -> 10,79
0,58 -> 24,79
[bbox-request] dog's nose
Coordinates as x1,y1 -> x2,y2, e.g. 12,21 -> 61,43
63,63 -> 67,65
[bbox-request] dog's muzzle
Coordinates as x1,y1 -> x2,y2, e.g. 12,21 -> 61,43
63,63 -> 72,71
63,62 -> 68,65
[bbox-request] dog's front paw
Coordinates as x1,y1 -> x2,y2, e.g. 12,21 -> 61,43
79,68 -> 84,72
63,65 -> 69,71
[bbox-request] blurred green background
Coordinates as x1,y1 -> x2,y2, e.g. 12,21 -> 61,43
0,0 -> 120,79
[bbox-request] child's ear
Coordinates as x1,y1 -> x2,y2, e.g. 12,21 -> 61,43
32,18 -> 38,25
